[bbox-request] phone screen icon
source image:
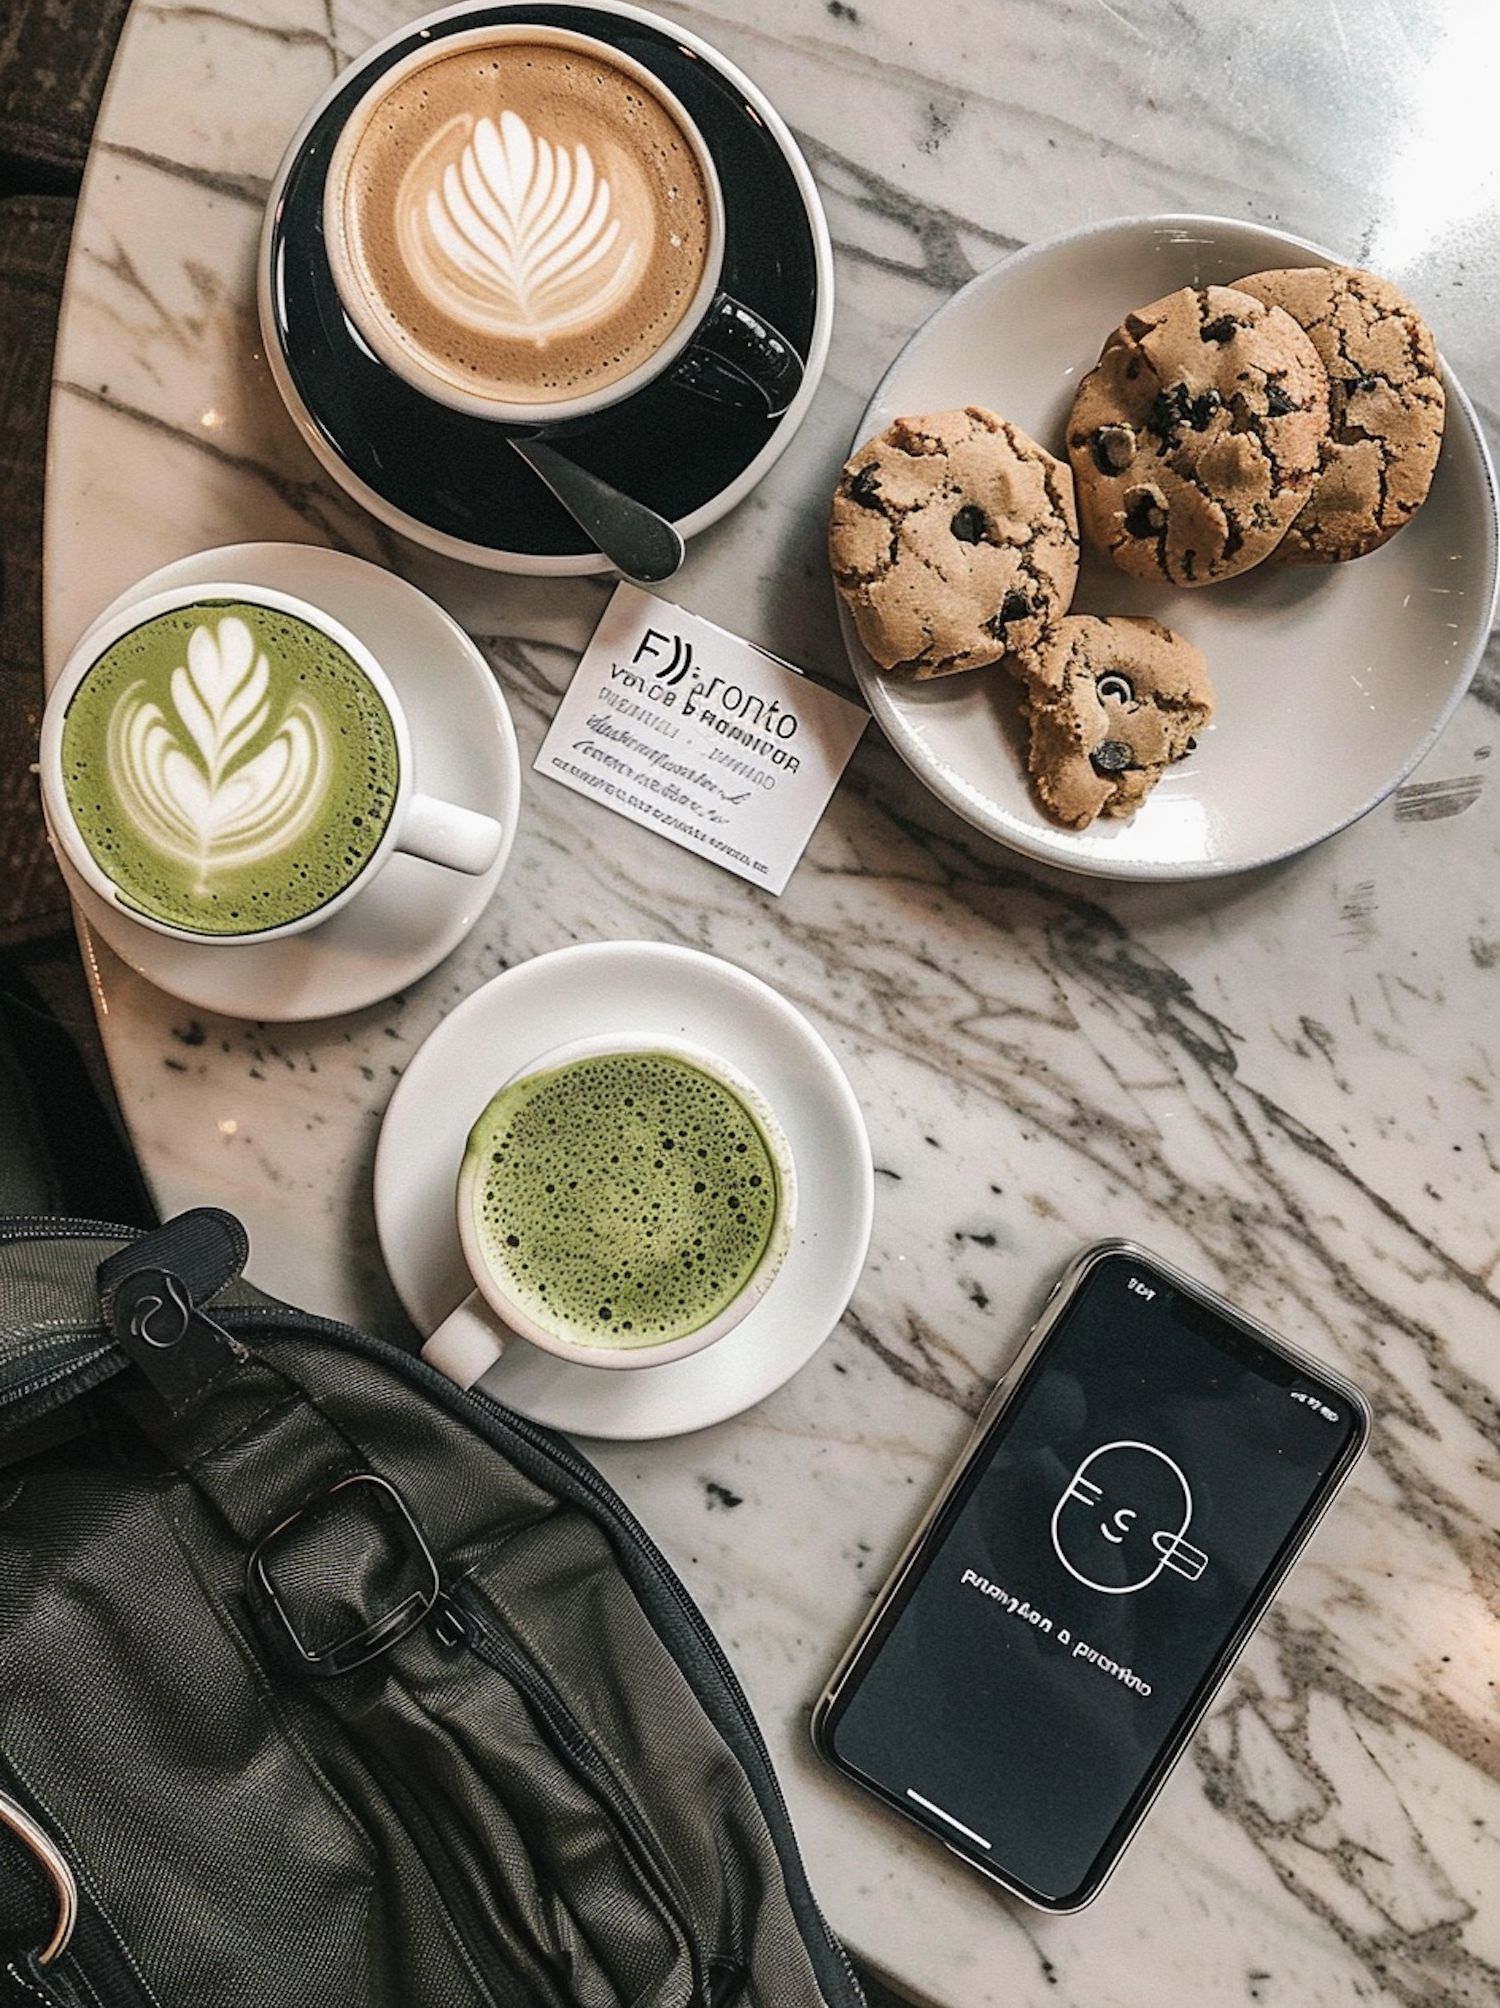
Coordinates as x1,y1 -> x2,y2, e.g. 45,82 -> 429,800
1052,1440 -> 1210,1592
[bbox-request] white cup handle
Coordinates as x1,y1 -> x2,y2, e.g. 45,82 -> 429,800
398,792 -> 503,875
422,1289 -> 509,1388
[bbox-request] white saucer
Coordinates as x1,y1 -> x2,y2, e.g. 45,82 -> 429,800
373,941 -> 873,1439
843,214 -> 1500,880
60,543 -> 520,1020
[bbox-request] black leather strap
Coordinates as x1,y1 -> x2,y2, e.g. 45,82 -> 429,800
97,1207 -> 248,1317
93,1216 -> 434,1678
92,1209 -> 251,1414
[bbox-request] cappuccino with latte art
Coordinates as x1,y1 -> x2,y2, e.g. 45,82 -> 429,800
325,28 -> 721,417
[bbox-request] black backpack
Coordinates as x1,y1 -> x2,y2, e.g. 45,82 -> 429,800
0,1209 -> 865,2008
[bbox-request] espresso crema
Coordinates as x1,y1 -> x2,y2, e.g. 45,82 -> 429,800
330,37 -> 715,407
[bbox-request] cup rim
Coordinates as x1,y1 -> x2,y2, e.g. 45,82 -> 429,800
40,581 -> 415,946
321,19 -> 729,427
455,1034 -> 798,1368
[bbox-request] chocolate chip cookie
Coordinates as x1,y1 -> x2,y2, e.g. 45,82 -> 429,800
828,406 -> 1080,677
1232,264 -> 1445,563
1066,285 -> 1330,586
1018,614 -> 1214,828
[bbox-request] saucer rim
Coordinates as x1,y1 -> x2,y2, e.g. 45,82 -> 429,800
256,0 -> 835,575
373,939 -> 875,1439
60,542 -> 519,1020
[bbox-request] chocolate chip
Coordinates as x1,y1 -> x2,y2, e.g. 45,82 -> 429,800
950,504 -> 987,543
1123,486 -> 1167,537
1265,381 -> 1297,415
848,464 -> 882,507
985,590 -> 1033,638
1343,373 -> 1379,398
1089,424 -> 1136,474
1188,389 -> 1221,430
1148,384 -> 1191,444
1201,315 -> 1240,345
1091,739 -> 1133,773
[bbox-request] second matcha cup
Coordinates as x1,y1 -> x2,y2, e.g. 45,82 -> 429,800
447,1035 -> 798,1373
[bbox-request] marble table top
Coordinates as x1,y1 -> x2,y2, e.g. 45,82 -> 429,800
43,1 -> 1500,2002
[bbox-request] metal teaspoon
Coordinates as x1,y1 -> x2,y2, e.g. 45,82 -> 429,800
510,437 -> 685,584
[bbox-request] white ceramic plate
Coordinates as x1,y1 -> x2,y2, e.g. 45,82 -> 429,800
374,941 -> 873,1439
59,543 -> 520,1020
843,214 -> 1500,880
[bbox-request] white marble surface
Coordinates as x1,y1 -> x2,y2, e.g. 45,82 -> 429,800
43,2 -> 1500,2002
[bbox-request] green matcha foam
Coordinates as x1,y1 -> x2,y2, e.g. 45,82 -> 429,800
59,601 -> 400,936
462,1050 -> 786,1349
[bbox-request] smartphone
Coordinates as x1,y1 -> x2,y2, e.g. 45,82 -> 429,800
811,1241 -> 1370,1912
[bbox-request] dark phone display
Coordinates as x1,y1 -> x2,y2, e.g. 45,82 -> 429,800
820,1252 -> 1366,1907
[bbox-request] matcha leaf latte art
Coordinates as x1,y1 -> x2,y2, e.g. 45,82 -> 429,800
110,615 -> 329,894
60,601 -> 401,935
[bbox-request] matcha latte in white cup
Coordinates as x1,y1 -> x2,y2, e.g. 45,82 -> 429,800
425,1035 -> 798,1382
41,582 -> 503,943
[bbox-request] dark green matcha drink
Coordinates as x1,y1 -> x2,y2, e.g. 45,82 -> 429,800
462,1050 -> 791,1351
59,599 -> 400,935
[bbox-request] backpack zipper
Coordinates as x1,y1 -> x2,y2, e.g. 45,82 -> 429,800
435,1586 -> 704,1978
375,1584 -> 708,2006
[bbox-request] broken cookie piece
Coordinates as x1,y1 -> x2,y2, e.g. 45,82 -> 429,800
828,406 -> 1080,677
1232,264 -> 1445,563
1018,614 -> 1214,828
1065,285 -> 1330,585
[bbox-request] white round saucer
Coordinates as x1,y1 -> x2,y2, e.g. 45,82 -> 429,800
843,214 -> 1500,880
373,941 -> 874,1439
59,543 -> 520,1021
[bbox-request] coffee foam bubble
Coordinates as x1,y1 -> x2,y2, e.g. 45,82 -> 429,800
336,41 -> 712,405
466,1051 -> 780,1348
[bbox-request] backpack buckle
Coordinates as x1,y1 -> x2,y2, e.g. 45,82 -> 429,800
247,1473 -> 442,1678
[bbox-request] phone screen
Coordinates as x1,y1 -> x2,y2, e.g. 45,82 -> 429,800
814,1245 -> 1368,1910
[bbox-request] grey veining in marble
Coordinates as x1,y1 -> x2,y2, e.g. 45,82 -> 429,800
44,1 -> 1500,2003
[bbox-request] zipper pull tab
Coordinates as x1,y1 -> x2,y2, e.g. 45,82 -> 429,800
429,1590 -> 472,1652
97,1208 -> 250,1413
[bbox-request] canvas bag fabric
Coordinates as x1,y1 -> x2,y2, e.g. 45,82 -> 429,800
0,1209 -> 864,2008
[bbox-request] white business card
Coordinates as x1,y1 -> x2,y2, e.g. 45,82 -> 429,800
535,583 -> 868,895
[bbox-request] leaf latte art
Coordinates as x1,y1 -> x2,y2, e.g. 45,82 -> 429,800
106,617 -> 332,894
400,111 -> 643,342
329,37 -> 715,405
